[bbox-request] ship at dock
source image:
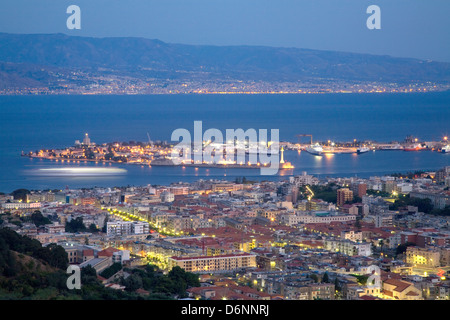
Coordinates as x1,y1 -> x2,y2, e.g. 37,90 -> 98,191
305,143 -> 324,156
304,143 -> 360,155
441,145 -> 450,153
403,143 -> 426,151
378,144 -> 404,151
402,135 -> 427,151
356,146 -> 370,154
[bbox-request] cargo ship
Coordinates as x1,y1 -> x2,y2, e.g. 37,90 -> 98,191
403,143 -> 426,151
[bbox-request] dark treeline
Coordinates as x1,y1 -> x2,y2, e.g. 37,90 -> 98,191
0,228 -> 200,300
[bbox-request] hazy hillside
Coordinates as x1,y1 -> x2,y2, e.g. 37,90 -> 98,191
0,33 -> 449,92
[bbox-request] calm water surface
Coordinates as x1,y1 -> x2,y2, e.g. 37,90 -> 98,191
0,93 -> 448,192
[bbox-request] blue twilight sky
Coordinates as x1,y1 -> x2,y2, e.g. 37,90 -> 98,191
0,0 -> 449,62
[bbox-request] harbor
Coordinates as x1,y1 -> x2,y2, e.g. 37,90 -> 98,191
23,133 -> 450,167
4,91 -> 448,193
287,134 -> 450,156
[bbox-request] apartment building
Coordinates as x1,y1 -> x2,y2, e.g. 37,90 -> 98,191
3,201 -> 41,211
406,246 -> 449,268
296,212 -> 356,224
168,253 -> 257,273
106,221 -> 150,236
337,188 -> 353,207
324,239 -> 372,257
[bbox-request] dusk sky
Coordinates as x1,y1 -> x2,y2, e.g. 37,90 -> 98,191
0,0 -> 449,62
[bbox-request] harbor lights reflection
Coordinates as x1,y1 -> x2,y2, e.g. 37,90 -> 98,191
30,167 -> 127,177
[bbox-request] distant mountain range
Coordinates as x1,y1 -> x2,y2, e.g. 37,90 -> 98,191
0,32 -> 449,94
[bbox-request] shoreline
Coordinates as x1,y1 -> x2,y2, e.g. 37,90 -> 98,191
22,155 -> 280,170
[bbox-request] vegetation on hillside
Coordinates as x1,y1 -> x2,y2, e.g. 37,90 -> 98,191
0,228 -> 200,300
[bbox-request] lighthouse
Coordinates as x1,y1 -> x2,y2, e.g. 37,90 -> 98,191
279,146 -> 294,169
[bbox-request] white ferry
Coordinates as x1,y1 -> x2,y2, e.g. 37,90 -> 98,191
305,143 -> 323,156
356,146 -> 370,154
442,145 -> 450,153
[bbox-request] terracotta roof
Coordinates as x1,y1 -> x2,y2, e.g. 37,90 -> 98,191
380,270 -> 403,281
82,249 -> 94,256
232,286 -> 271,298
136,288 -> 150,295
98,247 -> 120,257
383,279 -> 412,293
171,253 -> 254,260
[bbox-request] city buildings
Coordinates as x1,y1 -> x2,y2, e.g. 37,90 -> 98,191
1,166 -> 450,300
168,253 -> 257,273
337,188 -> 354,207
410,190 -> 450,209
106,221 -> 150,236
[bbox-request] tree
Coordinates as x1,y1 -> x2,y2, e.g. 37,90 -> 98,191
44,243 -> 68,270
31,211 -> 52,227
168,266 -> 200,288
430,206 -> 450,217
65,217 -> 87,233
309,185 -> 337,203
352,274 -> 369,285
80,265 -> 98,286
88,224 -> 99,233
389,195 -> 433,214
11,189 -> 30,201
322,272 -> 330,283
354,217 -> 362,231
46,270 -> 70,291
122,274 -> 143,292
0,237 -> 18,277
396,242 -> 415,256
379,239 -> 384,253
101,216 -> 108,233
310,273 -> 319,283
334,277 -> 342,292
100,263 -> 123,279
145,264 -> 157,277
